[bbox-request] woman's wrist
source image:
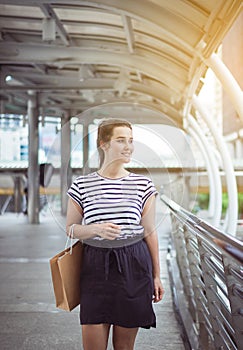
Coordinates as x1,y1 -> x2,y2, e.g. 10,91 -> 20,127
152,265 -> 161,279
69,223 -> 99,240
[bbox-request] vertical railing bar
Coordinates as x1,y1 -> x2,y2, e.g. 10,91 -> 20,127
203,265 -> 228,296
203,255 -> 226,283
195,293 -> 215,345
197,237 -> 226,349
160,193 -> 243,350
201,239 -> 223,261
184,227 -> 210,348
229,265 -> 242,282
222,255 -> 243,350
187,244 -> 200,260
175,225 -> 194,305
216,317 -> 237,350
206,279 -> 231,313
197,288 -> 208,305
160,194 -> 243,259
212,301 -> 235,335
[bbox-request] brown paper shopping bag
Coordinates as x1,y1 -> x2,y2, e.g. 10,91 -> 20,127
50,240 -> 83,311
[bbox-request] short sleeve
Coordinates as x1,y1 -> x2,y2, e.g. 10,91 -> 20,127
67,178 -> 83,208
142,179 -> 158,209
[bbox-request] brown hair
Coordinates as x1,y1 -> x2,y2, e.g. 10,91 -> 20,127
97,118 -> 132,167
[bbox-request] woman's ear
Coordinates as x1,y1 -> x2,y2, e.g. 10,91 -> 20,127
100,140 -> 109,150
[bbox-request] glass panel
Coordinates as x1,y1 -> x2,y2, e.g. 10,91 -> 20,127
39,116 -> 61,168
0,114 -> 27,165
71,123 -> 83,168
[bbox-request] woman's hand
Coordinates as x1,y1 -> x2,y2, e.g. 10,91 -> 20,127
94,222 -> 121,240
153,277 -> 165,303
66,219 -> 121,241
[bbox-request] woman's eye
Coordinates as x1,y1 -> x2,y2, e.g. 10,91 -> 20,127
116,139 -> 133,144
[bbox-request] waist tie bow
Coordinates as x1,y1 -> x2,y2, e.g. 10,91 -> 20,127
104,249 -> 122,280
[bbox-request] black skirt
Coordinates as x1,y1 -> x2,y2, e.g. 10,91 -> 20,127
79,240 -> 156,329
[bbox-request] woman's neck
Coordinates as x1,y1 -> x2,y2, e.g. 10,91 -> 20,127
98,164 -> 129,179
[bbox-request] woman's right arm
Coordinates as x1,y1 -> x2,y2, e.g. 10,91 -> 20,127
66,198 -> 121,240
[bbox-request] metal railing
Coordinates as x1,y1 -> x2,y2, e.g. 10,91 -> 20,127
161,194 -> 243,350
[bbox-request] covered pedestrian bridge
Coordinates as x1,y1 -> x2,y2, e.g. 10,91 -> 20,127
0,1 -> 242,349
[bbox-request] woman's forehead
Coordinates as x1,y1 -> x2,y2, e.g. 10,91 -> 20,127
111,126 -> 133,138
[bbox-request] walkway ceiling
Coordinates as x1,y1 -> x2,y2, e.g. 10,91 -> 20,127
0,0 -> 242,127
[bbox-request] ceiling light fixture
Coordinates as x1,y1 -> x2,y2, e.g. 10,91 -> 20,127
79,65 -> 93,82
42,18 -> 56,41
113,69 -> 131,97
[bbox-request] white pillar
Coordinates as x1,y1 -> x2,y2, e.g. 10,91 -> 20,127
61,112 -> 71,216
192,95 -> 238,235
235,139 -> 242,159
188,115 -> 222,226
82,120 -> 90,175
205,53 -> 243,123
27,90 -> 39,224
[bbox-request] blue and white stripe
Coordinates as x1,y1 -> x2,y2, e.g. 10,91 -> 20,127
67,172 -> 157,244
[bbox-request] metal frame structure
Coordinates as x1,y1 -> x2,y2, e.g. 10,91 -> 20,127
162,193 -> 243,350
0,1 -> 242,228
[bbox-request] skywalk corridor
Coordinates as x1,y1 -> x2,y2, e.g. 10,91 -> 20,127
0,199 -> 185,350
0,1 -> 242,349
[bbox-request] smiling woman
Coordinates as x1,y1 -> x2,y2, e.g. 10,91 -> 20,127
104,127 -> 134,165
66,118 -> 164,350
96,118 -> 133,169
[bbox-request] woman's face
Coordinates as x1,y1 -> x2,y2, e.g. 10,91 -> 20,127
103,126 -> 134,164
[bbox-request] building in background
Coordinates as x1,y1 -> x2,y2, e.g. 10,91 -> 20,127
222,11 -> 243,136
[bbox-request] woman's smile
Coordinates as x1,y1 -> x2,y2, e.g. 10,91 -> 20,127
105,126 -> 134,163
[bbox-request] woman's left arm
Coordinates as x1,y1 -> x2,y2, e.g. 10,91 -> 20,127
141,195 -> 165,303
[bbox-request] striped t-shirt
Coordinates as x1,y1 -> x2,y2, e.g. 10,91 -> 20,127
67,172 -> 157,247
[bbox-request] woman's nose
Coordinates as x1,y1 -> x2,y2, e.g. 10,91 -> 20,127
124,141 -> 131,149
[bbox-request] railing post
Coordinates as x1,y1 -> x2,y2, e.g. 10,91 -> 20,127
13,175 -> 22,213
161,193 -> 243,350
172,222 -> 193,306
171,220 -> 201,329
222,255 -> 243,350
27,90 -> 39,224
197,239 -> 226,349
182,227 -> 198,323
60,112 -> 71,216
184,230 -> 211,349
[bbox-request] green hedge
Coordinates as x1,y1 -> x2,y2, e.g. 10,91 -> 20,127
194,192 -> 243,216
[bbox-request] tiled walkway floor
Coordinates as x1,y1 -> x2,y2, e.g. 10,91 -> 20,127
0,200 -> 185,350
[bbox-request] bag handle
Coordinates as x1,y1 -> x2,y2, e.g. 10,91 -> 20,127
65,224 -> 76,254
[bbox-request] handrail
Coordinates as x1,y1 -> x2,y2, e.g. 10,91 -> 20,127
161,194 -> 243,263
160,193 -> 243,350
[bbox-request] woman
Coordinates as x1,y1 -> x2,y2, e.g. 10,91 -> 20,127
66,118 -> 164,350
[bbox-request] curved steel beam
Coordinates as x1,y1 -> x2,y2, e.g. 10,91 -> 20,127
0,74 -> 182,125
0,43 -> 186,93
188,114 -> 222,226
205,53 -> 243,123
192,94 -> 238,235
0,0 -> 198,54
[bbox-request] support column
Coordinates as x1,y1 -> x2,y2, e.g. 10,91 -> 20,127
13,175 -> 22,213
205,53 -> 243,123
235,139 -> 242,159
82,120 -> 90,175
192,95 -> 238,235
188,114 -> 222,226
60,112 -> 71,216
27,90 -> 39,224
